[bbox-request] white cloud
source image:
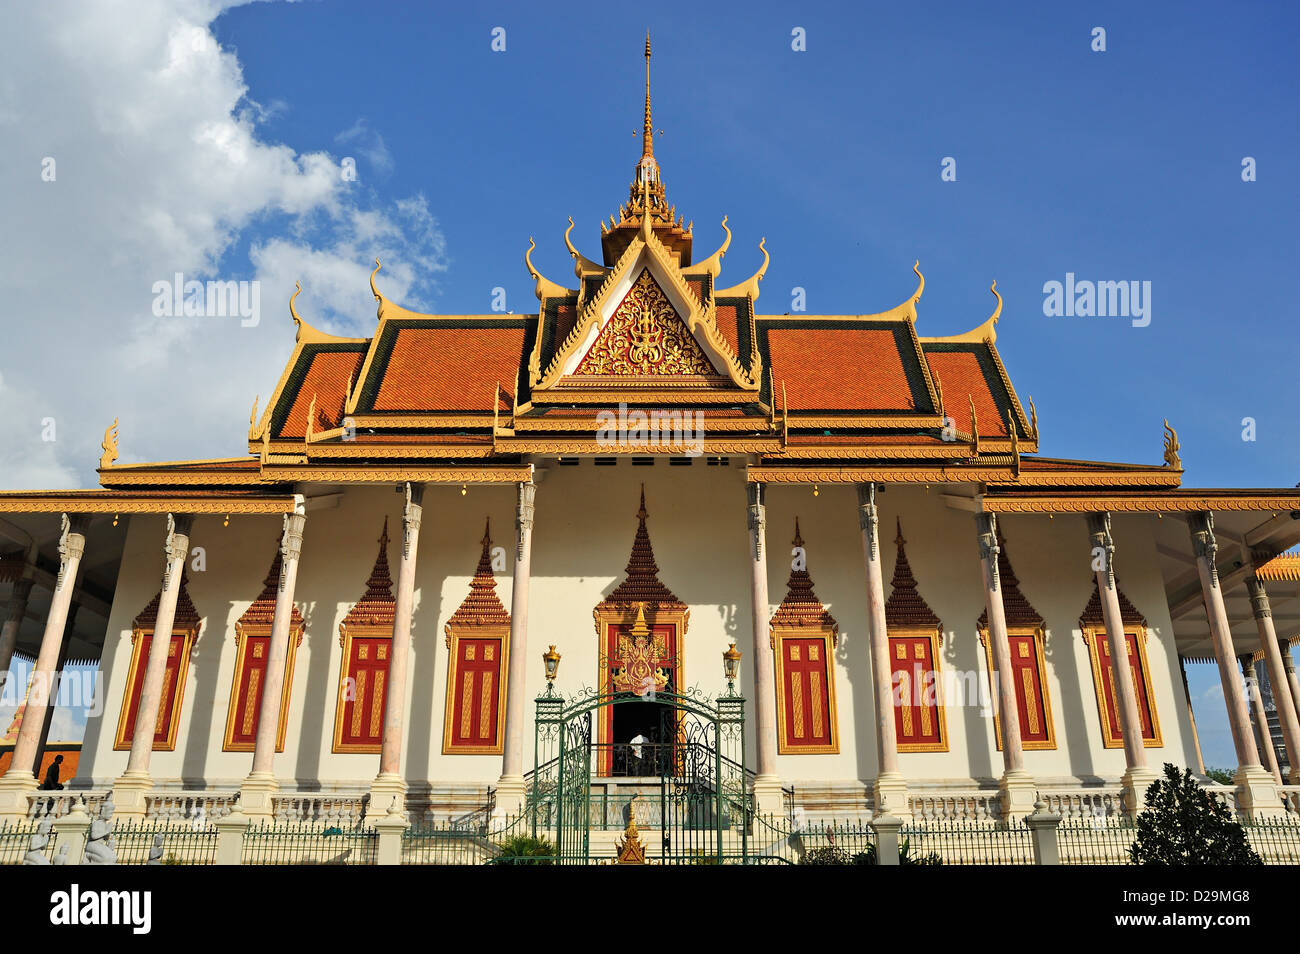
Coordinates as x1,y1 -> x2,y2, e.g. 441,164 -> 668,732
336,117 -> 395,177
0,0 -> 446,486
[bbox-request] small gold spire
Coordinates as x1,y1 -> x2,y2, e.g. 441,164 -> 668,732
643,31 -> 654,160
1163,419 -> 1181,469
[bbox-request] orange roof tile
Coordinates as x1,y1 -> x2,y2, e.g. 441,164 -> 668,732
924,350 -> 1009,437
278,349 -> 365,439
372,325 -> 524,413
764,326 -> 923,412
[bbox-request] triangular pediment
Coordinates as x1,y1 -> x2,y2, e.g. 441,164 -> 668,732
572,269 -> 719,376
537,229 -> 756,390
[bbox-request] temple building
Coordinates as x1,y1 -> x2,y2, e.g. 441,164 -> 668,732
2,40 -> 1300,836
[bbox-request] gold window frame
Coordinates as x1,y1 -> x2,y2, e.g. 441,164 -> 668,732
1081,625 -> 1162,749
442,623 -> 510,755
593,603 -> 689,753
979,625 -> 1057,751
222,618 -> 305,753
113,622 -> 200,752
888,625 -> 948,753
332,622 -> 392,754
771,624 -> 840,755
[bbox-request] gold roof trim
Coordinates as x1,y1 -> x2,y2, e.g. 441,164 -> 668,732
564,217 -> 604,276
256,465 -> 533,484
712,237 -> 768,301
683,216 -> 731,279
983,491 -> 1300,513
746,465 -> 1017,484
0,492 -> 298,514
525,237 -> 577,300
918,280 -> 1001,345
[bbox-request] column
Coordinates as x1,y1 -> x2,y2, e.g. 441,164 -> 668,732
1086,513 -> 1155,813
241,499 -> 306,816
34,602 -> 77,771
975,512 -> 1036,816
0,516 -> 88,820
1187,511 -> 1279,818
496,480 -> 535,815
1284,646 -> 1300,741
1179,657 -> 1207,776
747,482 -> 782,815
1240,655 -> 1282,784
1245,574 -> 1300,783
0,576 -> 34,695
368,483 -> 423,819
114,513 -> 192,819
857,484 -> 907,817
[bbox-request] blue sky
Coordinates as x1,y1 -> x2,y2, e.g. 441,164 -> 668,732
216,0 -> 1300,487
4,1 -> 1297,769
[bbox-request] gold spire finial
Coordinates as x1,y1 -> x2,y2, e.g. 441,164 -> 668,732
1163,419 -> 1181,469
643,31 -> 653,160
99,418 -> 119,470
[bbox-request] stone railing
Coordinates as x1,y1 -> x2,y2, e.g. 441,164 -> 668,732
145,791 -> 240,825
26,790 -> 109,821
908,790 -> 1002,823
1040,788 -> 1124,820
270,793 -> 366,828
1202,783 -> 1238,812
1279,785 -> 1300,814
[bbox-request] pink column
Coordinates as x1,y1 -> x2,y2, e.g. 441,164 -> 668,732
249,506 -> 306,777
1179,657 -> 1207,775
124,514 -> 192,776
3,515 -> 88,780
857,485 -> 900,780
1188,512 -> 1279,818
976,513 -> 1024,773
1087,513 -> 1152,812
1245,575 -> 1300,783
1240,655 -> 1282,784
496,481 -> 535,813
380,483 -> 422,777
746,483 -> 783,815
1284,649 -> 1300,741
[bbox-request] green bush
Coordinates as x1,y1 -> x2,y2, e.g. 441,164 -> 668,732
1129,763 -> 1261,866
492,834 -> 556,865
1203,767 -> 1235,786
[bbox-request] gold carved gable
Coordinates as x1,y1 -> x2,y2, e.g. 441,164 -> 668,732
573,270 -> 718,377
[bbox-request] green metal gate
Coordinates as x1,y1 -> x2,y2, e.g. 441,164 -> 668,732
528,687 -> 749,865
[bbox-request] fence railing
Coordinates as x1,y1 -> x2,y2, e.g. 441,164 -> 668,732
110,820 -> 219,865
1243,816 -> 1300,864
144,791 -> 238,826
242,822 -> 379,865
1040,788 -> 1125,821
900,818 -> 1034,865
26,790 -> 109,821
0,819 -> 42,865
1058,816 -> 1137,864
269,794 -> 367,828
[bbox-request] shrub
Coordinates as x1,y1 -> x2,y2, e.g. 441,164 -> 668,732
1129,763 -> 1261,866
493,834 -> 555,865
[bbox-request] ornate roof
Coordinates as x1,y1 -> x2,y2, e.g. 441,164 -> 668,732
885,519 -> 940,629
597,487 -> 685,611
341,518 -> 396,631
770,519 -> 839,633
447,519 -> 510,628
977,527 -> 1043,630
235,539 -> 305,634
133,572 -> 201,634
1078,577 -> 1147,628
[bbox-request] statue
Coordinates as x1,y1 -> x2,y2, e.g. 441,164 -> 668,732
22,818 -> 53,865
82,799 -> 117,865
147,832 -> 165,865
53,843 -> 70,865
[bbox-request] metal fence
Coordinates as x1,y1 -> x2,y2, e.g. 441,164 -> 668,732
109,821 -> 219,865
1058,817 -> 1137,864
1243,817 -> 1300,864
900,818 -> 1034,865
0,820 -> 41,865
242,822 -> 379,865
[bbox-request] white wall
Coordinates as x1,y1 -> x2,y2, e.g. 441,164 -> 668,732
78,471 -> 1195,791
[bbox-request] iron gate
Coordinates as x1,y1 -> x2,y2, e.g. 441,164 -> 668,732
529,687 -> 749,864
